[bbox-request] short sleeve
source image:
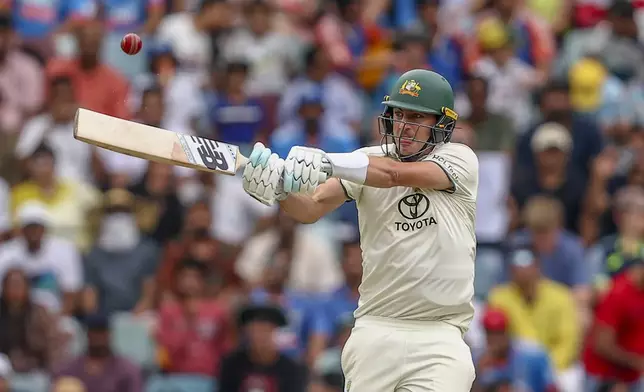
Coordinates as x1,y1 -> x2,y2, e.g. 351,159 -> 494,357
425,143 -> 479,199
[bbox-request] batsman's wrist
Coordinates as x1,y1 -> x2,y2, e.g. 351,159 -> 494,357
325,152 -> 369,185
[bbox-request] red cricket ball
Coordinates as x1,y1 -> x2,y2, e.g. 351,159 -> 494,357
121,33 -> 142,56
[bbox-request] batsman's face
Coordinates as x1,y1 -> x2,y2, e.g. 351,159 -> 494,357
392,108 -> 436,156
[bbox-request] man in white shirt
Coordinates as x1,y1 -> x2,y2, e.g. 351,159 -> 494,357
0,202 -> 82,315
242,69 -> 478,392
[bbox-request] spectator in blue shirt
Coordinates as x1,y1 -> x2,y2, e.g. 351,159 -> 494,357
207,60 -> 266,157
473,307 -> 558,392
99,0 -> 165,80
12,0 -> 94,40
250,248 -> 331,366
278,45 -> 364,129
517,80 -> 604,177
324,237 -> 361,333
270,87 -> 359,159
506,195 -> 591,309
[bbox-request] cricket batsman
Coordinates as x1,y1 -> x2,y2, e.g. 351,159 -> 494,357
242,69 -> 478,391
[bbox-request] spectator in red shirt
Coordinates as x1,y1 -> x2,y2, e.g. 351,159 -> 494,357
582,259 -> 644,392
46,21 -> 130,120
155,259 -> 234,377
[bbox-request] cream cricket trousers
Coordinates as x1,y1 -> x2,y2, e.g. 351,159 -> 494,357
341,316 -> 476,392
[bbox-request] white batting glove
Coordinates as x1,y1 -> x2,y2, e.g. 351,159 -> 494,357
283,146 -> 329,194
242,142 -> 287,206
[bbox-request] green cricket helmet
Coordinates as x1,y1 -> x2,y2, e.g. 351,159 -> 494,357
379,69 -> 458,161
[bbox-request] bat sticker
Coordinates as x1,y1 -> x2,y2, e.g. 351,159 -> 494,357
178,135 -> 236,174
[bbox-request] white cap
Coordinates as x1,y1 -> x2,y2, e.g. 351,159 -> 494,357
16,201 -> 50,227
531,122 -> 572,152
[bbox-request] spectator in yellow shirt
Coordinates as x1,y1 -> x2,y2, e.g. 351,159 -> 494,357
488,245 -> 581,378
10,144 -> 100,252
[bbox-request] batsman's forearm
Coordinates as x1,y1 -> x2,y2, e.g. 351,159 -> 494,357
279,194 -> 321,224
279,178 -> 347,224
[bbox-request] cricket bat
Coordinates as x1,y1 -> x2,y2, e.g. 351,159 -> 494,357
73,108 -> 248,176
73,108 -> 329,184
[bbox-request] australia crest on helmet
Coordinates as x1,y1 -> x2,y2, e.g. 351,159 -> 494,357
399,80 -> 421,97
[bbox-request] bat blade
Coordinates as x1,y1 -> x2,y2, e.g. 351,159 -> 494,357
73,108 -> 248,175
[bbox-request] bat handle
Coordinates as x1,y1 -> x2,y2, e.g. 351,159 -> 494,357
235,153 -> 250,172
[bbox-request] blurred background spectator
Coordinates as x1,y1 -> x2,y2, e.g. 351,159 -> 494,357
0,0 -> 643,391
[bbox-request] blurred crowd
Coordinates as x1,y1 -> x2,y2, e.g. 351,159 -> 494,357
0,0 -> 643,391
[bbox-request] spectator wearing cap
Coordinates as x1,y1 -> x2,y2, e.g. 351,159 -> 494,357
155,259 -> 234,377
470,16 -> 547,133
10,143 -> 101,251
204,60 -> 267,158
472,307 -> 557,392
82,188 -> 160,316
510,122 -> 587,234
218,303 -> 308,392
568,57 -> 626,128
507,196 -> 591,319
587,186 -> 644,296
270,85 -> 359,159
465,0 -> 556,76
278,45 -> 364,129
488,246 -> 581,376
237,209 -> 342,294
0,12 -> 45,135
0,268 -> 66,372
0,202 -> 81,316
516,80 -> 604,178
46,21 -> 130,120
52,314 -> 143,392
581,255 -> 644,391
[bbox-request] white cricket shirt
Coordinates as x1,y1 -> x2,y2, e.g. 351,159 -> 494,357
340,143 -> 479,331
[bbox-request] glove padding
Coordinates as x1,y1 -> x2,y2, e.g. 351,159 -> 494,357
242,142 -> 286,206
283,146 -> 329,194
